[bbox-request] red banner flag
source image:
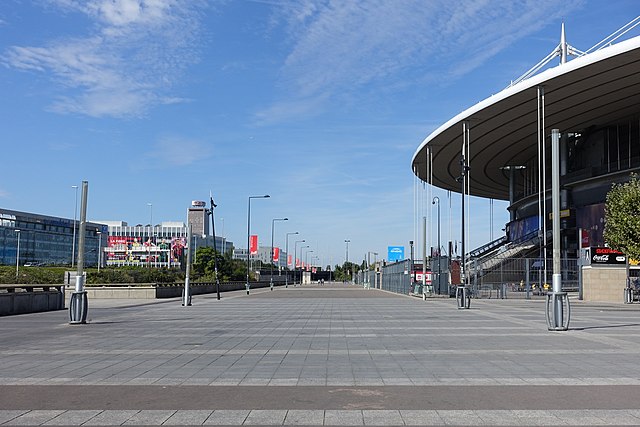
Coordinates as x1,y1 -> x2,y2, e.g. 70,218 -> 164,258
581,229 -> 590,248
273,247 -> 280,262
296,258 -> 300,268
250,235 -> 258,255
288,255 -> 292,266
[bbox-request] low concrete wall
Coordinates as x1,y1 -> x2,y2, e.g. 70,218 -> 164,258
79,285 -> 157,299
74,282 -> 275,299
0,286 -> 65,316
155,281 -> 274,298
582,265 -> 626,303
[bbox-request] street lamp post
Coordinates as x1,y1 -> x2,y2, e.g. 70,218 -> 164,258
270,217 -> 288,291
71,185 -> 78,267
285,232 -> 299,288
246,195 -> 270,295
97,231 -> 102,272
15,229 -> 20,281
433,196 -> 441,294
294,240 -> 305,286
147,202 -> 153,228
299,245 -> 309,286
367,251 -> 378,288
209,196 -> 221,300
146,203 -> 153,268
344,239 -> 350,282
221,218 -> 226,255
305,249 -> 314,268
304,249 -> 313,285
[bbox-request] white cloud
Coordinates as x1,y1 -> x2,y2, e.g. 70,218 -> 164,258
147,136 -> 213,167
259,0 -> 584,123
3,0 -> 206,117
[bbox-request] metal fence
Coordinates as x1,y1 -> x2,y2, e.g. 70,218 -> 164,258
379,260 -> 411,295
356,256 -> 579,299
468,256 -> 579,298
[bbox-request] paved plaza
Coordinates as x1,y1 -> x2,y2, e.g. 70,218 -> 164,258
2,282 -> 640,425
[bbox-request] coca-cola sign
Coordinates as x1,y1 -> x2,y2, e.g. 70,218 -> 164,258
590,247 -> 626,265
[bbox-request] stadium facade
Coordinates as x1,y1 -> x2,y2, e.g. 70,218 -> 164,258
412,25 -> 640,260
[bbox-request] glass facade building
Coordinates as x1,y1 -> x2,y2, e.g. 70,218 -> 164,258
0,208 -> 107,267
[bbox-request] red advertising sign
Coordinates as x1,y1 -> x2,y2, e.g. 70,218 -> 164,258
288,255 -> 292,266
411,271 -> 432,283
273,247 -> 280,262
581,229 -> 590,248
250,235 -> 258,255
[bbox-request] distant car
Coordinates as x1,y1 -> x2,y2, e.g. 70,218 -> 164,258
23,263 -> 34,267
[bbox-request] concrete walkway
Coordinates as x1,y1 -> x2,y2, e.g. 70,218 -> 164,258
2,282 -> 640,425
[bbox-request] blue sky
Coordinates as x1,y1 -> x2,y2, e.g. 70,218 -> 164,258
1,0 -> 638,267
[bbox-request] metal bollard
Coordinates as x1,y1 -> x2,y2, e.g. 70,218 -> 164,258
545,291 -> 570,331
456,285 -> 471,309
181,288 -> 192,306
624,287 -> 633,304
69,291 -> 88,324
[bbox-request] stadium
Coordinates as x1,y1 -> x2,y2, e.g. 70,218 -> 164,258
411,19 -> 640,302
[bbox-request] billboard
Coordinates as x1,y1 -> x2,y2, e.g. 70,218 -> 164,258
388,246 -> 405,262
590,247 -> 626,265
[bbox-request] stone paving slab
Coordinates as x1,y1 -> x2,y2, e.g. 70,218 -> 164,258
2,284 -> 640,425
4,409 -> 640,425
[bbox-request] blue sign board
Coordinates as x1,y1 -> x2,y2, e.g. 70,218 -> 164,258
388,246 -> 405,262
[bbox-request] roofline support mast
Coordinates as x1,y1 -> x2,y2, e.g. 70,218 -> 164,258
456,121 -> 471,309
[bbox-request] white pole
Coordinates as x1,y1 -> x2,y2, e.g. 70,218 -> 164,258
15,230 -> 20,280
72,185 -> 78,267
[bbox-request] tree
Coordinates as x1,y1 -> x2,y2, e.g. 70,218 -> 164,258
192,247 -> 247,282
604,174 -> 640,260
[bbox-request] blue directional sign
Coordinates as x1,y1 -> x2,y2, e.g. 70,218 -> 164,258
388,246 -> 405,262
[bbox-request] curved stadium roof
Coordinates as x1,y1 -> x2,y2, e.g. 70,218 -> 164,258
411,35 -> 640,201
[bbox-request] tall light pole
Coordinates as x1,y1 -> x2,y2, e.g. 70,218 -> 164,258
70,181 -> 89,324
147,202 -> 153,227
433,196 -> 441,294
299,244 -> 309,286
15,229 -> 20,281
367,251 -> 378,288
71,185 -> 78,267
221,217 -> 226,255
270,217 -> 288,290
285,232 -> 299,288
147,202 -> 153,244
246,195 -> 270,294
305,249 -> 314,268
304,249 -> 313,285
97,231 -> 102,271
209,196 -> 221,301
344,239 -> 350,282
294,239 -> 305,286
